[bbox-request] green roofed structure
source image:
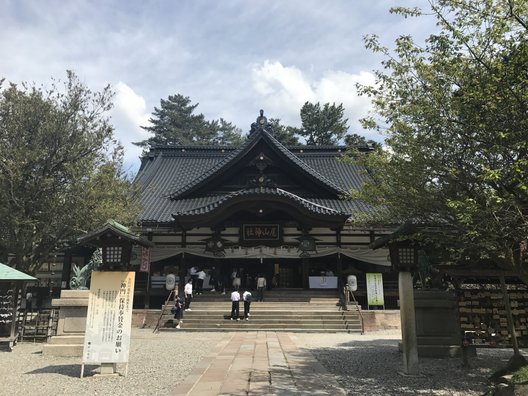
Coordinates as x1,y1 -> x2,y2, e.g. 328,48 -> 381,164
0,263 -> 37,281
0,263 -> 36,350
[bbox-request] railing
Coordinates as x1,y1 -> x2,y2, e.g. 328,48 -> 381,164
343,286 -> 364,334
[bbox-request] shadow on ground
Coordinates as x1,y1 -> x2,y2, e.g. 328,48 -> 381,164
293,338 -> 520,396
26,364 -> 99,378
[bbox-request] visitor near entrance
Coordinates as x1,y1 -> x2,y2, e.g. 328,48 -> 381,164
256,274 -> 266,302
232,269 -> 241,289
243,290 -> 252,320
220,266 -> 230,295
196,269 -> 206,295
189,266 -> 198,290
184,279 -> 193,311
230,288 -> 240,320
25,291 -> 33,312
210,266 -> 219,292
172,295 -> 184,329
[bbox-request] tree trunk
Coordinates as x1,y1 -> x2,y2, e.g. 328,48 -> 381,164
499,275 -> 520,356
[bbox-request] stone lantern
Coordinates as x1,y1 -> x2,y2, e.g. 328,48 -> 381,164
371,225 -> 420,375
44,220 -> 153,359
77,219 -> 154,270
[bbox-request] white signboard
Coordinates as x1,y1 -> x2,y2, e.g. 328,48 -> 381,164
83,271 -> 135,364
366,273 -> 384,307
308,276 -> 338,289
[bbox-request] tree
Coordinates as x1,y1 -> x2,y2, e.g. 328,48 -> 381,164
352,0 -> 528,360
344,133 -> 381,149
353,0 -> 528,274
136,94 -> 243,147
298,101 -> 348,145
268,118 -> 300,145
0,72 -> 140,274
209,118 -> 244,145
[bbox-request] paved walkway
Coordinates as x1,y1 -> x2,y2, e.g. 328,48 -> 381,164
173,332 -> 347,396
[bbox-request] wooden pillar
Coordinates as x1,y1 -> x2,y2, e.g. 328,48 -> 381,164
179,253 -> 186,297
336,227 -> 343,289
9,281 -> 21,344
337,253 -> 343,290
302,258 -> 309,289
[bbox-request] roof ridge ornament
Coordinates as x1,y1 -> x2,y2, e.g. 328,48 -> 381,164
249,109 -> 272,135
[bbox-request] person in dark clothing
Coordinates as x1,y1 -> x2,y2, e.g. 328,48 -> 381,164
256,274 -> 266,302
172,295 -> 185,328
230,288 -> 240,321
196,269 -> 206,295
210,266 -> 220,292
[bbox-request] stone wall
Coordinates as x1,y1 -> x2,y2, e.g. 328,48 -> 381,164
361,310 -> 401,332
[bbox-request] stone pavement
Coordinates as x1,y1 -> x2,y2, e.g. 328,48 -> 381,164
173,332 -> 347,396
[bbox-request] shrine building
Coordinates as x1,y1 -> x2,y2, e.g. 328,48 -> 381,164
133,111 -> 396,307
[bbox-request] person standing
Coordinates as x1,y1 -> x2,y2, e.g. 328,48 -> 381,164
25,291 -> 33,313
232,268 -> 241,289
184,279 -> 193,311
242,290 -> 252,321
189,266 -> 198,290
230,288 -> 240,321
210,266 -> 219,292
172,295 -> 185,329
196,268 -> 206,295
220,266 -> 230,295
256,274 -> 267,302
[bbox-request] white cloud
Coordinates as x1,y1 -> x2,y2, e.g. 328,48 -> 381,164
110,82 -> 151,171
252,61 -> 314,124
251,61 -> 379,141
0,0 -> 437,173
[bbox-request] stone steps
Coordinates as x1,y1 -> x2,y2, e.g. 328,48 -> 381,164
158,299 -> 362,333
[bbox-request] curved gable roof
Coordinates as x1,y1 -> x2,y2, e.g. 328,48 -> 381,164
167,128 -> 347,199
174,187 -> 344,217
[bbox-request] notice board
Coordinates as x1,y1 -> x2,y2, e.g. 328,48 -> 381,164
82,271 -> 135,364
366,273 -> 384,307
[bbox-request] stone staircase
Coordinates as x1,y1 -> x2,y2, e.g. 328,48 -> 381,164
157,290 -> 363,333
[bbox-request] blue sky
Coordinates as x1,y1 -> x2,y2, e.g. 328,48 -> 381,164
0,0 -> 434,174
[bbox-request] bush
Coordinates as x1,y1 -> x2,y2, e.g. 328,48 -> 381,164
511,365 -> 528,384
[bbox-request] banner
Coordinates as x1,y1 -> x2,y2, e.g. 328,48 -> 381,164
366,273 -> 384,306
139,247 -> 150,272
83,271 -> 135,364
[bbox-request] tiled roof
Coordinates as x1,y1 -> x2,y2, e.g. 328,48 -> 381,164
297,154 -> 369,192
78,220 -> 154,247
166,129 -> 347,199
174,187 -> 343,217
135,130 -> 378,224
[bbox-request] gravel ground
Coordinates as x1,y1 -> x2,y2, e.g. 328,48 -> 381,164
1,330 -> 224,396
1,329 -> 525,396
296,330 -> 527,396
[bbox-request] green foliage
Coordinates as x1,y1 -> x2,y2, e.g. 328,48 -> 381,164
511,365 -> 528,384
298,101 -> 348,145
0,71 -> 140,274
268,118 -> 300,145
344,133 -> 381,149
351,0 -> 528,279
136,94 -> 243,147
209,118 -> 244,145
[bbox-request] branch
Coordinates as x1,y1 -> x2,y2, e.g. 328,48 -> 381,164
508,0 -> 528,31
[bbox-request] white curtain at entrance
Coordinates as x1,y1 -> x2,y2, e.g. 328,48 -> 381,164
133,245 -> 391,267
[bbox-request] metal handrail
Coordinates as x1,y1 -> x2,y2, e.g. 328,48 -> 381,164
344,286 -> 364,334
